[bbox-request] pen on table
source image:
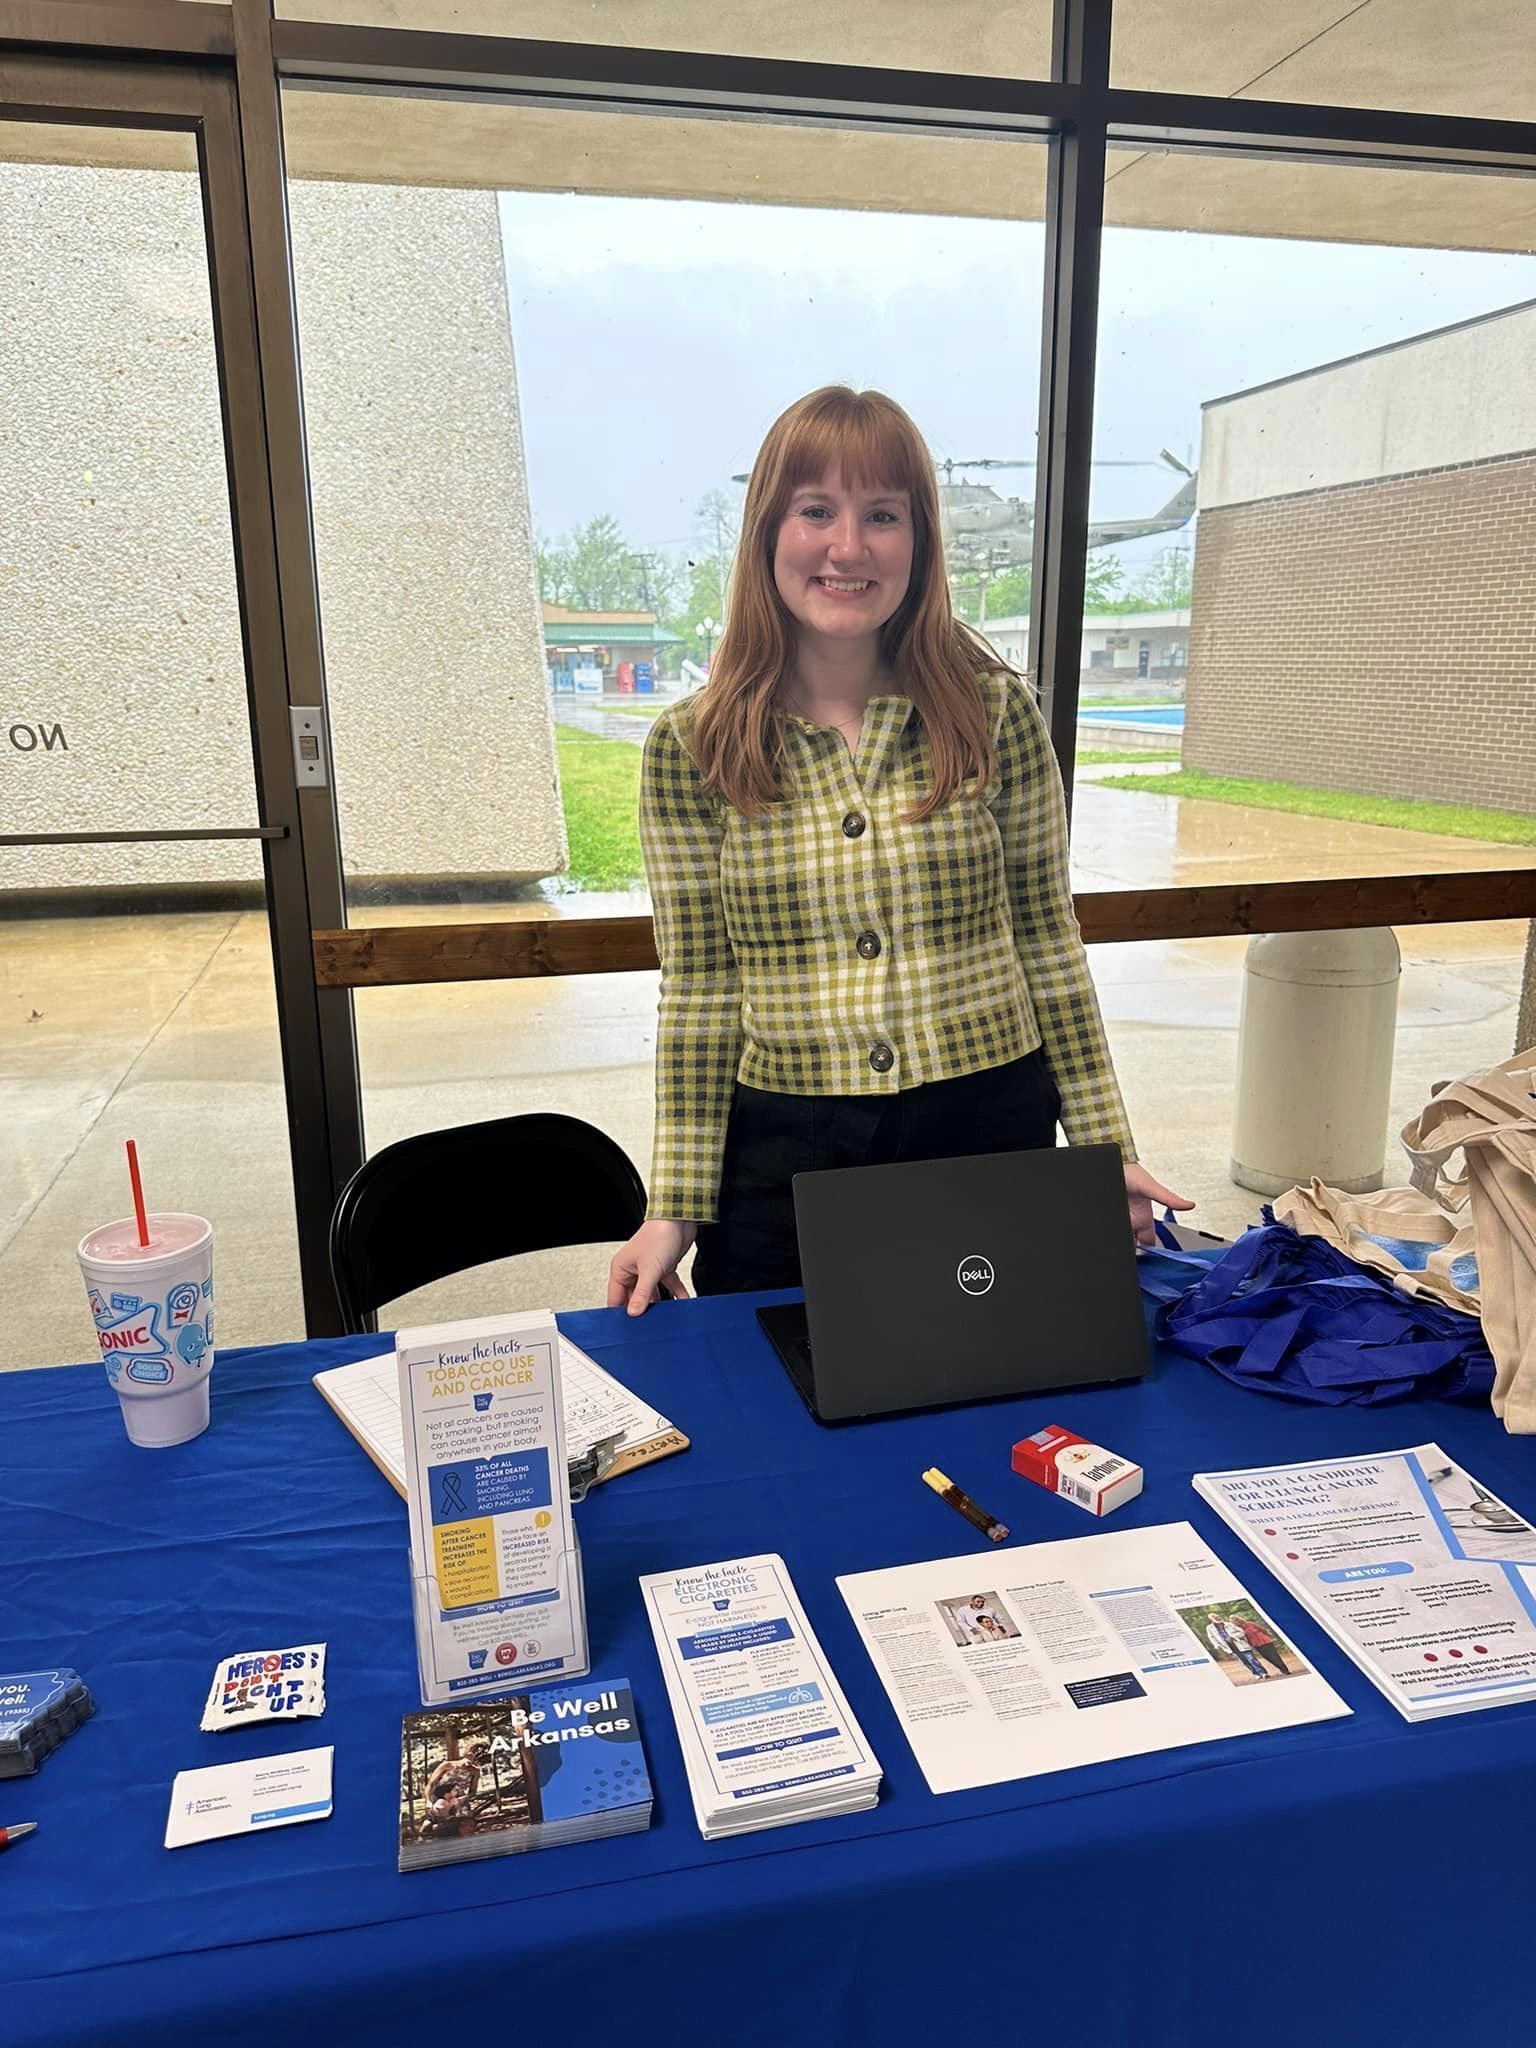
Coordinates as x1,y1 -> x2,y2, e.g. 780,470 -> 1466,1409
0,1824 -> 37,1851
922,1467 -> 1010,1545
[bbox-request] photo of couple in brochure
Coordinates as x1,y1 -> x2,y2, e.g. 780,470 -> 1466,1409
1179,1600 -> 1308,1687
937,1591 -> 1023,1649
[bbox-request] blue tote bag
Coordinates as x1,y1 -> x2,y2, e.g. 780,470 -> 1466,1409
1136,1215 -> 1495,1407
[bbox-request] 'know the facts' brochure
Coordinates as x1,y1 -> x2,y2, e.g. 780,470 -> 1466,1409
399,1310 -> 588,1703
640,1552 -> 882,1839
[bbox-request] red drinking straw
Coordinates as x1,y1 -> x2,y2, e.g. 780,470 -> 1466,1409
126,1139 -> 150,1248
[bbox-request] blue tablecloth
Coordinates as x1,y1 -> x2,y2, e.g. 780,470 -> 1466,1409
7,1292 -> 1536,2047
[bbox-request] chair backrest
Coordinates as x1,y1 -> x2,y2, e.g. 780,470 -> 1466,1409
329,1112 -> 648,1332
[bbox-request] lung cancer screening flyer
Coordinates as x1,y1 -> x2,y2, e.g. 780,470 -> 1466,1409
838,1521 -> 1349,1795
399,1311 -> 586,1703
1196,1444 -> 1536,1721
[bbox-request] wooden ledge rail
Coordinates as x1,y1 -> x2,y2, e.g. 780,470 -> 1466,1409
315,914 -> 659,987
313,868 -> 1536,990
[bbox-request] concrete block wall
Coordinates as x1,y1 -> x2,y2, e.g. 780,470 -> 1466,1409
1184,451 -> 1536,817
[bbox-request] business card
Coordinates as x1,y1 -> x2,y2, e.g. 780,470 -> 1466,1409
164,1746 -> 334,1849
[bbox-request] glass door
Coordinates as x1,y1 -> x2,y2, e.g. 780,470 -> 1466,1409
0,52 -> 353,1368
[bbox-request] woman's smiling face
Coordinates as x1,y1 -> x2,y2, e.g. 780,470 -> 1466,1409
773,465 -> 914,647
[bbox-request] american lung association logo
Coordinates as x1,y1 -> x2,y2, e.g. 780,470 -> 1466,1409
956,1254 -> 995,1296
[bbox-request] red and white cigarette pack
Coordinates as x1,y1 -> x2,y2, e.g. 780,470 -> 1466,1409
1012,1425 -> 1143,1517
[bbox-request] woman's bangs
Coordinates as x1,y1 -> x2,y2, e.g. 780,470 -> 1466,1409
779,397 -> 928,504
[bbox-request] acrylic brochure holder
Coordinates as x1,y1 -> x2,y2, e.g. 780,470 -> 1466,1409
409,1531 -> 590,1708
396,1308 -> 594,1708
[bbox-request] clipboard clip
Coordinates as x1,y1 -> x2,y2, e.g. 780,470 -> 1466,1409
567,1431 -> 624,1503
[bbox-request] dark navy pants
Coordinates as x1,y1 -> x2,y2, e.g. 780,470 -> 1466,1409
691,1050 -> 1062,1296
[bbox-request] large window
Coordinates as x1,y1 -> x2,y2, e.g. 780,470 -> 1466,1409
7,4 -> 1534,1340
281,87 -> 1050,1282
1080,150 -> 1536,883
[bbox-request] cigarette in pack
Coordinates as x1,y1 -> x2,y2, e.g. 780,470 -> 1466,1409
1012,1425 -> 1143,1517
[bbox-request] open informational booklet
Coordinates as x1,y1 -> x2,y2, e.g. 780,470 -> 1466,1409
1195,1444 -> 1536,1721
314,1335 -> 686,1498
837,1521 -> 1349,1795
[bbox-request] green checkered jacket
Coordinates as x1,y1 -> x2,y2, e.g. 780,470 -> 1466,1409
640,672 -> 1135,1223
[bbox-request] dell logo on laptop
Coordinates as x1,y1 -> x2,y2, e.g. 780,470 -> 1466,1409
957,1255 -> 995,1296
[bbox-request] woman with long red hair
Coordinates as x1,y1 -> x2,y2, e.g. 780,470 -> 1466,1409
609,385 -> 1190,1311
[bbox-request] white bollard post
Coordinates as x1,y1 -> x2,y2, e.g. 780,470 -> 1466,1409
1230,929 -> 1402,1197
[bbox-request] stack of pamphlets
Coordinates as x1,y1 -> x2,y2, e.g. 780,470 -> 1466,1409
1195,1444 -> 1536,1722
640,1552 -> 882,1840
0,1669 -> 94,1777
398,1679 -> 650,1871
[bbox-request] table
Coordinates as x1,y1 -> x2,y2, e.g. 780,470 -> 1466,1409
6,1290 -> 1536,2047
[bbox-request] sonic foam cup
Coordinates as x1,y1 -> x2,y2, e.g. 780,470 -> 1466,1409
77,1214 -> 215,1447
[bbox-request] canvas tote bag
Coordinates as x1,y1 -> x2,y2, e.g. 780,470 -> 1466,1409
1269,1179 -> 1481,1317
1400,1053 -> 1536,1433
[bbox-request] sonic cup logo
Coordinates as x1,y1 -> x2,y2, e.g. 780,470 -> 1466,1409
957,1254 -> 995,1297
97,1302 -> 168,1361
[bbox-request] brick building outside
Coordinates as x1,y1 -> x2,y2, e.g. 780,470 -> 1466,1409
1185,300 -> 1536,818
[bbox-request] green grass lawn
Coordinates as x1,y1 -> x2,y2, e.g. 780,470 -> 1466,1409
1099,767 -> 1536,845
554,726 -> 646,890
1076,747 -> 1182,767
1078,694 -> 1183,709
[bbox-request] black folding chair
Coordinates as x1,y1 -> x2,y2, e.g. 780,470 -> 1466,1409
328,1112 -> 651,1332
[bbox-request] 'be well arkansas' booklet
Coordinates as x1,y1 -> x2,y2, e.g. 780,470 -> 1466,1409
398,1678 -> 651,1870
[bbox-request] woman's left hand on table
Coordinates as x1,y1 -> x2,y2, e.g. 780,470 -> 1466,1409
1123,1162 -> 1194,1248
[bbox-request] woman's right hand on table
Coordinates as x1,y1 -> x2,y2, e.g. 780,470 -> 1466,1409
608,1219 -> 697,1316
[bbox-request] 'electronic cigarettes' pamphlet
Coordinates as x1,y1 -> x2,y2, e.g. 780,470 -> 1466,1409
640,1552 -> 881,1839
839,1521 -> 1349,1795
400,1310 -> 587,1704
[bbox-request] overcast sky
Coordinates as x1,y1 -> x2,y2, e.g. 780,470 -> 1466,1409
499,189 -> 1536,578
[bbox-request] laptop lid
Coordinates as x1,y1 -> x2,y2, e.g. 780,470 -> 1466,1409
790,1143 -> 1149,1422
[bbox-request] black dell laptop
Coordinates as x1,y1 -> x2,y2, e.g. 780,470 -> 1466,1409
755,1142 -> 1149,1423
